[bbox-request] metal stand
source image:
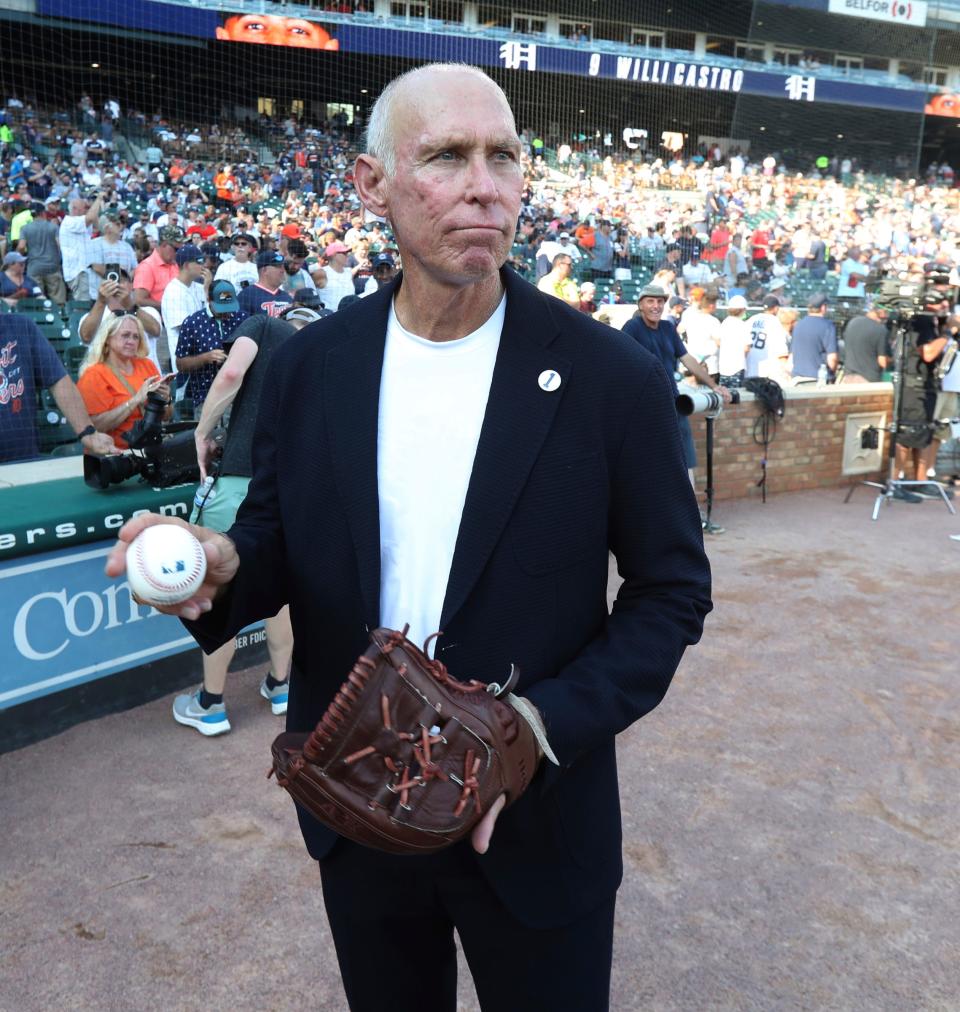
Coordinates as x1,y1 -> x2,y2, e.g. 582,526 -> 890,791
846,320 -> 956,520
702,416 -> 725,534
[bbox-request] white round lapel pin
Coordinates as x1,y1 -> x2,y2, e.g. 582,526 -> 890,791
538,370 -> 562,392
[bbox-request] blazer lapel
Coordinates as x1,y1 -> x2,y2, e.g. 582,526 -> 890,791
440,270 -> 571,630
323,287 -> 394,627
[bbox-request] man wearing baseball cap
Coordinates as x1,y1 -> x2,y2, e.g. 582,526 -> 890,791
369,252 -> 397,292
134,224 -> 187,322
161,243 -> 209,376
0,250 -> 42,304
175,279 -> 246,410
17,197 -> 67,305
237,249 -> 294,317
215,232 -> 259,291
315,240 -> 356,312
622,284 -> 731,487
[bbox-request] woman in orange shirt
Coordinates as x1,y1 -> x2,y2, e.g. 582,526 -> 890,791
77,314 -> 172,449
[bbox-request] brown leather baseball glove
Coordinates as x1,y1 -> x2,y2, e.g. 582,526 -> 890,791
269,626 -> 543,854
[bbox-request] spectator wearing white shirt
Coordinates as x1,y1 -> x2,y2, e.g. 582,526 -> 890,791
214,232 -> 259,290
160,244 -> 208,379
682,293 -> 722,379
718,295 -> 751,384
59,193 -> 103,300
745,295 -> 791,379
315,241 -> 360,312
681,249 -> 714,289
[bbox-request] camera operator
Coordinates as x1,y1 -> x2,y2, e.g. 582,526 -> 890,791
174,302 -> 323,736
897,291 -> 949,488
623,284 -> 731,490
927,312 -> 960,488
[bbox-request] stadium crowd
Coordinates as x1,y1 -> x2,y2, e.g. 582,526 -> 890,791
1,91 -> 959,482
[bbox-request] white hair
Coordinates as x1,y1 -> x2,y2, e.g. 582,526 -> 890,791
365,63 -> 513,177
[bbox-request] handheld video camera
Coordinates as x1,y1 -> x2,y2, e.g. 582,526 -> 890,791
83,392 -> 201,490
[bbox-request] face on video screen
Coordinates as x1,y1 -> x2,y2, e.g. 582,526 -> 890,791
925,93 -> 960,118
215,14 -> 339,50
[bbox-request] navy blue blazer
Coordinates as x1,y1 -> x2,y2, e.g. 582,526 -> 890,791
187,267 -> 712,928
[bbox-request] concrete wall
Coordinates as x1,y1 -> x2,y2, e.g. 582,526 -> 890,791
689,384 -> 893,501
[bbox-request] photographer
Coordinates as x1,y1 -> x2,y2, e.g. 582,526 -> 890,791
623,284 -> 731,489
896,292 -> 949,488
76,314 -> 172,449
88,214 -> 137,300
79,268 -> 162,370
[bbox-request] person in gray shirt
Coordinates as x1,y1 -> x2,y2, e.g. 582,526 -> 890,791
17,200 -> 66,305
840,304 -> 890,383
590,219 -> 614,280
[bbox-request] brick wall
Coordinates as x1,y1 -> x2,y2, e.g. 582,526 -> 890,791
688,384 -> 894,501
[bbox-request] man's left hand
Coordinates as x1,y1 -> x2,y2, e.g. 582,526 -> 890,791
471,793 -> 505,855
716,385 -> 733,403
81,431 -> 120,456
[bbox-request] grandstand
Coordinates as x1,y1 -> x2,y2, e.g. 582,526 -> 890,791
3,0 -> 960,463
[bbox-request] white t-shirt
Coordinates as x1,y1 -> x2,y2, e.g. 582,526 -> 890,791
59,214 -> 92,283
684,309 -> 722,375
377,295 -> 505,653
321,265 -> 358,312
745,312 -> 789,379
718,315 -> 750,376
215,258 -> 259,291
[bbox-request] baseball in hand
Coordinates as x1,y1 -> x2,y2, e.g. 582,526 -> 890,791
126,525 -> 207,605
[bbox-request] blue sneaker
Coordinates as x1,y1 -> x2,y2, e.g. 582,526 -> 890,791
260,676 -> 288,716
172,691 -> 231,736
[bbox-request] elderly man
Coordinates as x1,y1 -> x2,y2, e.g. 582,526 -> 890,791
59,192 -> 104,300
623,283 -> 731,490
106,64 -> 710,1012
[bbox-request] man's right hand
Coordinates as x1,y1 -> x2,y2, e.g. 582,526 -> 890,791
98,279 -> 119,303
104,514 -> 239,620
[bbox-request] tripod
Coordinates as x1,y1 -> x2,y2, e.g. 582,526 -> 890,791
845,318 -> 956,520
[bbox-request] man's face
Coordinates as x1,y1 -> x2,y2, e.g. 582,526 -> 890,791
227,238 -> 251,264
555,257 -> 572,277
639,296 -> 666,326
158,242 -> 180,265
372,71 -> 523,287
286,254 -> 306,273
183,259 -> 203,282
261,263 -> 285,287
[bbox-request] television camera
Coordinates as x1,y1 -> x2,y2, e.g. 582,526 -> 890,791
83,391 -> 203,490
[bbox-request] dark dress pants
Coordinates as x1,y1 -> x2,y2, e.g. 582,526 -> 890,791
319,838 -> 616,1012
